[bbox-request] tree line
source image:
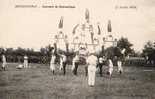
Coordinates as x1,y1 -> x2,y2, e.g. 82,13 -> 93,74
0,45 -> 52,64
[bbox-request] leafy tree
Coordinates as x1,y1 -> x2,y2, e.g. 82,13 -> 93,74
0,47 -> 5,55
142,41 -> 155,64
117,37 -> 133,56
104,37 -> 134,61
15,47 -> 26,56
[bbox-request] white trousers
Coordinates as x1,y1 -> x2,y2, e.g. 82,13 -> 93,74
88,66 -> 96,86
2,62 -> 6,68
71,61 -> 75,70
117,61 -> 123,72
59,61 -> 63,70
24,60 -> 28,68
50,63 -> 55,71
108,67 -> 113,76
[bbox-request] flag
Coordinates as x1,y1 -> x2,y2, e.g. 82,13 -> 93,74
90,32 -> 94,44
97,24 -> 101,35
107,20 -> 112,32
72,24 -> 79,34
58,16 -> 63,29
85,9 -> 89,22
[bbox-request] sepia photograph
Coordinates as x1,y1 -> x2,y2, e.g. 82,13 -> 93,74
0,0 -> 155,99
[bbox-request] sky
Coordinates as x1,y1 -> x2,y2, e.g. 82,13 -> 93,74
0,0 -> 155,51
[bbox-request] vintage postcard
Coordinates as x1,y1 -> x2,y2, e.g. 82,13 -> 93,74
0,0 -> 155,99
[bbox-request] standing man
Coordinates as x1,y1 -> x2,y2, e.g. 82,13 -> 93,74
117,57 -> 123,74
61,54 -> 67,75
50,54 -> 56,74
59,56 -> 63,70
2,54 -> 6,71
85,56 -> 88,76
107,59 -> 113,77
24,55 -> 28,68
87,53 -> 98,87
72,54 -> 79,75
117,48 -> 125,74
97,56 -> 104,77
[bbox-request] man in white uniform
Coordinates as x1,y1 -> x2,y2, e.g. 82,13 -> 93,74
24,55 -> 28,68
50,54 -> 56,74
107,59 -> 113,77
117,48 -> 125,74
2,54 -> 6,70
60,54 -> 67,75
87,53 -> 97,87
117,58 -> 123,74
59,57 -> 63,70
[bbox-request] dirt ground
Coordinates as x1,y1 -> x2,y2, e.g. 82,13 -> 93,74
0,63 -> 155,99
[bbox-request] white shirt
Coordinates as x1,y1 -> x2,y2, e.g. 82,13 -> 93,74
24,56 -> 28,60
62,55 -> 67,62
99,57 -> 103,63
2,55 -> 6,63
50,55 -> 56,64
73,55 -> 79,63
108,59 -> 113,68
87,55 -> 97,66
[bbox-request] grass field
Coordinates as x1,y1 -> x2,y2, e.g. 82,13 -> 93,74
0,63 -> 155,99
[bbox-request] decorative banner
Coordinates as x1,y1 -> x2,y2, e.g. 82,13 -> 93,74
58,16 -> 63,29
107,20 -> 112,32
85,9 -> 89,22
